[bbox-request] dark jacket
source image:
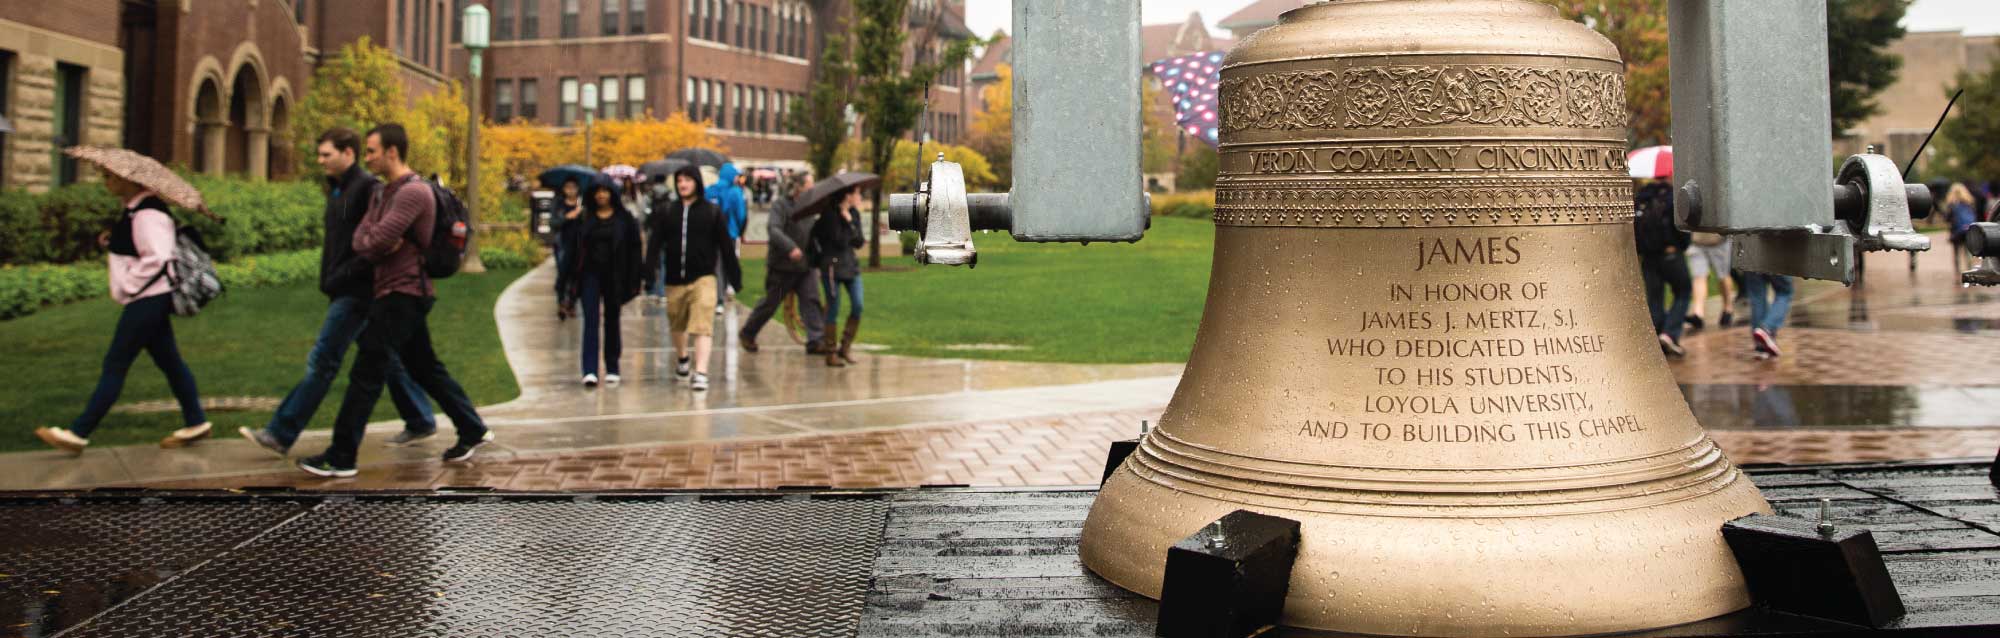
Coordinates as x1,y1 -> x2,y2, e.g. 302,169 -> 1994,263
355,172 -> 436,300
319,163 -> 381,299
645,195 -> 743,291
564,207 -> 646,305
812,206 -> 866,280
765,194 -> 817,273
1633,182 -> 1688,259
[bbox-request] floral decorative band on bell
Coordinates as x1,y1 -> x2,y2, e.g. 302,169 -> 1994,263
1219,64 -> 1629,132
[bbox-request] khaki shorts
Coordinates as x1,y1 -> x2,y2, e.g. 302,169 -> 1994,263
666,276 -> 718,335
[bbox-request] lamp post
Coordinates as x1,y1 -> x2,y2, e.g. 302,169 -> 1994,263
460,3 -> 490,274
581,83 -> 598,165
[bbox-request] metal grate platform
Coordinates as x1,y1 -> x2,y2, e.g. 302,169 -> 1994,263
0,461 -> 1994,637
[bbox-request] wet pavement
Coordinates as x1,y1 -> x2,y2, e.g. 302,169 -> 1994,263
5,236 -> 1999,491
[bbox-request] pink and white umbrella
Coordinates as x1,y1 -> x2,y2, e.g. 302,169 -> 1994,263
602,164 -> 639,180
1628,146 -> 1672,179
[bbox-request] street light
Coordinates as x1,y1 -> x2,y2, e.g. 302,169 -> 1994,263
460,3 -> 490,274
581,83 -> 599,166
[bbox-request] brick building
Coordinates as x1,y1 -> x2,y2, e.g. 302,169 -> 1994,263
1,0 -> 459,192
461,0 -> 973,170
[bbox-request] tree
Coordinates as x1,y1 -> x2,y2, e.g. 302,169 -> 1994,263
1176,144 -> 1218,191
290,37 -> 404,174
840,138 -> 999,192
1140,80 -> 1179,175
1934,64 -> 2000,180
1542,0 -> 1670,146
790,30 -> 855,180
590,113 -> 726,168
967,63 -> 1012,186
1828,0 -> 1908,135
406,81 -> 469,188
849,0 -> 973,267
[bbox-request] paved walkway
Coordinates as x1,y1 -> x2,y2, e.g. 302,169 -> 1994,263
12,238 -> 2000,491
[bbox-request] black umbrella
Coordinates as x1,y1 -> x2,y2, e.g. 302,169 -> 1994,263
666,147 -> 731,168
789,172 -> 881,222
641,158 -> 690,182
538,164 -> 601,190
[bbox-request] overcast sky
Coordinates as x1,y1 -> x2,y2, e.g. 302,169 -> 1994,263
965,0 -> 2000,42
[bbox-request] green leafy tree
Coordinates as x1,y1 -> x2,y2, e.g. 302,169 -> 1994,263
1828,0 -> 1908,134
849,0 -> 973,267
790,30 -> 855,180
290,37 -> 404,175
967,63 -> 1012,186
1176,143 -> 1218,191
1542,0 -> 1670,146
1934,64 -> 2000,179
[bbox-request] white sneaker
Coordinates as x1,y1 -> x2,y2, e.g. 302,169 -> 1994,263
675,357 -> 692,378
582,373 -> 599,387
605,374 -> 621,385
691,372 -> 710,392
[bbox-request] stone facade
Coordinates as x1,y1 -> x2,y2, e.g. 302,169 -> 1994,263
1837,30 -> 2000,176
0,2 -> 126,192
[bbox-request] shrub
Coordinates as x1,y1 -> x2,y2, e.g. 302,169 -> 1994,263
478,227 -> 547,270
0,262 -> 108,320
28,182 -> 122,264
1,176 -> 322,266
1150,190 -> 1214,219
0,191 -> 46,264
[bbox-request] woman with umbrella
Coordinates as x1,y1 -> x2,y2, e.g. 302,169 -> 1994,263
36,147 -> 220,454
563,178 -> 646,386
811,177 -> 874,368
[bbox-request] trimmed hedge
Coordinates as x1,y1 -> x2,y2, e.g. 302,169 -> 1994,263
0,238 -> 546,320
1150,190 -> 1215,219
0,177 -> 323,265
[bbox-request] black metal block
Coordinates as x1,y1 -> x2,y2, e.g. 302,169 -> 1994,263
1157,510 -> 1301,638
1989,447 -> 1997,487
1722,513 -> 1905,627
1102,439 -> 1141,484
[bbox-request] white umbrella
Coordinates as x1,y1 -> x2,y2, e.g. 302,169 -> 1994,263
1628,146 -> 1672,179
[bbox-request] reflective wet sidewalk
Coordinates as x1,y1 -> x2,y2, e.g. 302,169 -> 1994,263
11,239 -> 2000,491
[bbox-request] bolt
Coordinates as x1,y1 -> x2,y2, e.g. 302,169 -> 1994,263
1141,420 -> 1150,435
1816,498 -> 1835,535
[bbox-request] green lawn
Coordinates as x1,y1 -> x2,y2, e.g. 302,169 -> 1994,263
738,216 -> 1214,364
0,269 -> 525,453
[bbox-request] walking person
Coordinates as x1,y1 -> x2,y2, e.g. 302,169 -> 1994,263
298,124 -> 493,478
239,128 -> 437,457
1742,272 -> 1794,360
1683,231 -> 1736,331
553,178 -> 585,320
1634,179 -> 1691,357
739,173 -> 828,353
814,186 -> 869,367
1947,183 -> 1979,274
35,157 -> 212,454
705,162 -> 749,315
564,180 -> 645,387
646,165 -> 743,392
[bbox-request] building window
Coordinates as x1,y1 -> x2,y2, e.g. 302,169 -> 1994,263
295,0 -> 309,24
495,80 -> 515,121
734,1 -> 746,47
397,0 -> 408,54
436,2 -> 446,66
600,76 -> 620,119
496,0 -> 515,40
453,0 -> 465,42
776,3 -> 788,56
685,77 -> 696,118
521,0 -> 540,38
560,77 -> 579,125
732,84 -> 742,130
706,0 -> 719,40
561,0 -> 579,38
720,1 -> 731,45
53,63 -> 84,186
520,79 -> 540,119
628,0 -> 645,34
416,0 -> 429,63
627,75 -> 644,118
602,0 -> 619,36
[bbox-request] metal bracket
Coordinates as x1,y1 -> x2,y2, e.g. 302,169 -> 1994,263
1962,223 -> 2000,286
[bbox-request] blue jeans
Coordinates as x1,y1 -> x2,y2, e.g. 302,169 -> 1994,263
580,272 -> 623,376
72,294 -> 206,437
822,272 -> 863,324
1742,273 -> 1794,335
264,295 -> 435,448
1642,254 -> 1691,341
651,261 -> 666,297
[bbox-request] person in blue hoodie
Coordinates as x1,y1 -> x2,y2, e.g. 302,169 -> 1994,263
704,162 -> 749,314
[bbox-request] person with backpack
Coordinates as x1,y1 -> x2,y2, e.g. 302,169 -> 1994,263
238,128 -> 438,457
299,124 -> 492,478
35,166 -> 211,454
564,179 -> 645,386
1633,179 -> 1691,357
646,165 -> 742,392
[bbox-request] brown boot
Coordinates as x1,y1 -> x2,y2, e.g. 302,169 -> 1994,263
824,347 -> 847,367
839,316 -> 861,364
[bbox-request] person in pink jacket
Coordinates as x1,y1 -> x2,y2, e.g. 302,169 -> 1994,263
36,172 -> 210,454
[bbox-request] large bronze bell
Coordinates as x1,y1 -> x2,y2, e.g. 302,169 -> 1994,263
1080,1 -> 1772,635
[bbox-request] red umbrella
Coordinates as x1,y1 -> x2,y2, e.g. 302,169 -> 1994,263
1628,146 -> 1672,179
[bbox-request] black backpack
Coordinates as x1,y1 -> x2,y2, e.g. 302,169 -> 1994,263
422,180 -> 472,279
